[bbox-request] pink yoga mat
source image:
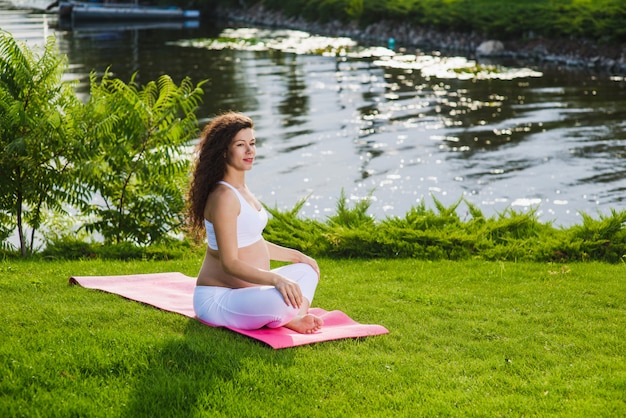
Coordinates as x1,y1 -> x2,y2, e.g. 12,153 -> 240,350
69,272 -> 388,349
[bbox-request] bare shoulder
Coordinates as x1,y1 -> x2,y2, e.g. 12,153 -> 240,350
204,184 -> 240,221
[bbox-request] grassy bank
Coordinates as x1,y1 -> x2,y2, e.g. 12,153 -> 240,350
2,258 -> 624,416
208,0 -> 626,43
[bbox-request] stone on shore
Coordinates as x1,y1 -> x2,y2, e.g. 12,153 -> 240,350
476,40 -> 504,57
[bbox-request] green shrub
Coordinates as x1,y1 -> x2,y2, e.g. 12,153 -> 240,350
262,194 -> 626,263
41,236 -> 98,260
0,32 -> 88,257
81,71 -> 206,246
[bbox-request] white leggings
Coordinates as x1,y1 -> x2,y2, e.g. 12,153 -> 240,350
193,263 -> 319,330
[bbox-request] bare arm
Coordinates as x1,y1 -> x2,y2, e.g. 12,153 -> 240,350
265,241 -> 320,277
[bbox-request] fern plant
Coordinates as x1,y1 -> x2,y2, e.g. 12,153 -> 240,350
81,71 -> 206,245
0,32 -> 87,256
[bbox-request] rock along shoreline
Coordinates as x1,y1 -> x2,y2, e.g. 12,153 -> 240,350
217,4 -> 626,76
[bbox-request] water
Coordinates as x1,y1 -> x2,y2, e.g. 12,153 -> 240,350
3,1 -> 626,229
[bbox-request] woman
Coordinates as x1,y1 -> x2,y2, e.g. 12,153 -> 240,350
187,112 -> 323,334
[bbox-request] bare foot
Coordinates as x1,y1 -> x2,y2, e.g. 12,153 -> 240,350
285,314 -> 324,334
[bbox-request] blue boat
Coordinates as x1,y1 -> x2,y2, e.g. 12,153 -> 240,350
49,1 -> 200,21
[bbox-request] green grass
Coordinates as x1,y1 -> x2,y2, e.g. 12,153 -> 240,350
1,258 -> 624,416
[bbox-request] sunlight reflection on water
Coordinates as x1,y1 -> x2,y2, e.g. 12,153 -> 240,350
175,27 -> 625,226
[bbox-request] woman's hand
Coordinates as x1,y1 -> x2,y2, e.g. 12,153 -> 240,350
298,253 -> 320,278
273,275 -> 303,308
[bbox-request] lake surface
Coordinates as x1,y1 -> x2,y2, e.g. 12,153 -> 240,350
3,0 -> 626,227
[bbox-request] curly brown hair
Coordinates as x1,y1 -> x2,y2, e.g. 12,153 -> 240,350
187,111 -> 254,234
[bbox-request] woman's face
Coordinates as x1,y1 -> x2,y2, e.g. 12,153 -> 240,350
225,128 -> 256,172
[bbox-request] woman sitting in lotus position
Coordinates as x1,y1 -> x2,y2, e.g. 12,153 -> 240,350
187,111 -> 323,334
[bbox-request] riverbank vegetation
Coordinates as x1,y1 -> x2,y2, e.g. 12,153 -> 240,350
35,194 -> 626,264
1,258 -> 624,416
207,0 -> 626,43
263,194 -> 626,263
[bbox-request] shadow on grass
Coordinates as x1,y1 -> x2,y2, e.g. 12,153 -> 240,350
123,319 -> 295,416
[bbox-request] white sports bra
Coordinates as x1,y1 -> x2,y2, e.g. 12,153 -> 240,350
204,181 -> 268,250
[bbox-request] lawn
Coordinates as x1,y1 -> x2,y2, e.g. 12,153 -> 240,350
1,258 -> 624,417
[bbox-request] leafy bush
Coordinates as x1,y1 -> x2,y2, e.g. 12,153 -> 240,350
41,235 -> 98,260
0,32 -> 87,256
1,34 -> 207,256
262,194 -> 626,263
80,71 -> 206,246
41,235 -> 203,260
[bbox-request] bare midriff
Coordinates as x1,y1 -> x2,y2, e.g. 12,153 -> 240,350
195,238 -> 270,287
